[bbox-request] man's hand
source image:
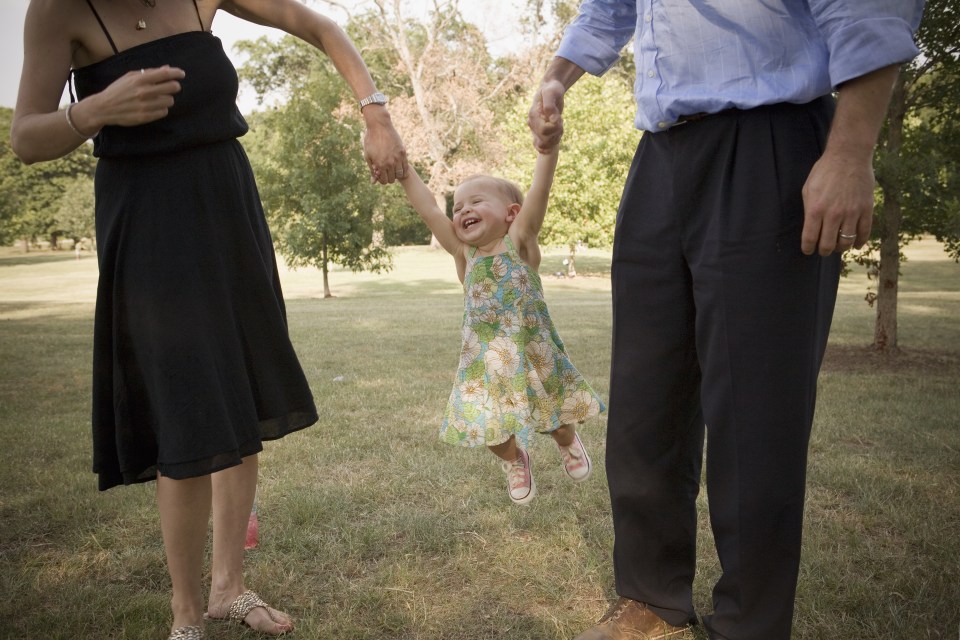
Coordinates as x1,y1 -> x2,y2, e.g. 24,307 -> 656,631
800,65 -> 898,256
801,148 -> 875,255
527,57 -> 585,153
529,79 -> 566,153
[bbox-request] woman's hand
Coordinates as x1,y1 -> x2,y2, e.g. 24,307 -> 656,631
86,65 -> 186,130
362,106 -> 408,185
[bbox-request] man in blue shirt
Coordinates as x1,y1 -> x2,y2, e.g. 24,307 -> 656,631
528,2 -> 924,639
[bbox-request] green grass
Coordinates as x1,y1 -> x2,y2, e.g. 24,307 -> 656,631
0,240 -> 957,639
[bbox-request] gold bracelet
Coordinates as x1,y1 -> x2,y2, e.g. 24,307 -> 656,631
65,103 -> 98,139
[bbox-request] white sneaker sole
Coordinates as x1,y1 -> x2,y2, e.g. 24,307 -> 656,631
563,434 -> 593,483
510,474 -> 536,505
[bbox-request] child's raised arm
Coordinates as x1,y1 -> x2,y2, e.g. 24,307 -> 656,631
398,168 -> 467,277
510,147 -> 560,270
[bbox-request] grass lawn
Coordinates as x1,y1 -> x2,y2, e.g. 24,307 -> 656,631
0,240 -> 957,639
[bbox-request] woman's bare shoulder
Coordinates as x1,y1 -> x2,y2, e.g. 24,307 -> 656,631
26,0 -> 88,28
24,0 -> 102,61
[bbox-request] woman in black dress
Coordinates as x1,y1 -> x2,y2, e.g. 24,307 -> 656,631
11,1 -> 407,637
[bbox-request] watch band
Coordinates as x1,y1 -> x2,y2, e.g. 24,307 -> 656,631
359,92 -> 388,111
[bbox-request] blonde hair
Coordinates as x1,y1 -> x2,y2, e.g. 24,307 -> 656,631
458,174 -> 524,206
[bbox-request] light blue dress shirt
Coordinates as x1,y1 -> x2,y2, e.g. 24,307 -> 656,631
556,0 -> 924,132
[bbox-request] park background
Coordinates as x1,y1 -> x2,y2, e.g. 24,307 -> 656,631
1,1 -> 958,638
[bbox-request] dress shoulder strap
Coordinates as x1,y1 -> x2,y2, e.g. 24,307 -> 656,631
191,0 -> 205,31
503,233 -> 526,264
468,236 -> 517,260
84,0 -> 120,55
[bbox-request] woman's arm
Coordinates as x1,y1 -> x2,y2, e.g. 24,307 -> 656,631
509,147 -> 559,270
11,0 -> 186,164
10,0 -> 85,163
219,0 -> 408,184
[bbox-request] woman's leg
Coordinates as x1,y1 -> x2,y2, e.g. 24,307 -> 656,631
207,454 -> 293,634
157,474 -> 212,632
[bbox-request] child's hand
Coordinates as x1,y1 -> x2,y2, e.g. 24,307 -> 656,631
370,167 -> 411,184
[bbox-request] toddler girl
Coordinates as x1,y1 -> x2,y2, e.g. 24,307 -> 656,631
398,147 -> 605,504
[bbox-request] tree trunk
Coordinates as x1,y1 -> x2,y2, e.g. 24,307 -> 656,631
873,71 -> 907,352
372,205 -> 384,248
874,196 -> 901,351
322,232 -> 332,298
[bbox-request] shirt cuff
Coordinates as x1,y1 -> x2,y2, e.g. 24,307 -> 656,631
827,18 -> 920,88
556,28 -> 626,77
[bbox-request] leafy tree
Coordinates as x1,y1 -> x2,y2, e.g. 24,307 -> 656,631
326,0 -> 519,241
852,0 -> 960,350
500,72 -> 639,274
0,107 -> 20,246
379,188 -> 430,245
55,175 -> 96,249
0,107 -> 97,250
241,39 -> 390,298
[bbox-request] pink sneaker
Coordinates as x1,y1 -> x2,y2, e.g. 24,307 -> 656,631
558,433 -> 592,482
501,448 -> 536,505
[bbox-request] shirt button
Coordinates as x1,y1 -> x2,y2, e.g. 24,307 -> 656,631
644,15 -> 652,23
647,69 -> 655,78
658,121 -> 668,129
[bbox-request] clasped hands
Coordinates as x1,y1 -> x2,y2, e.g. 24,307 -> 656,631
363,109 -> 408,185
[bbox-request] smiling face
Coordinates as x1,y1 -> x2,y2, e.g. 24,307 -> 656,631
452,176 -> 522,248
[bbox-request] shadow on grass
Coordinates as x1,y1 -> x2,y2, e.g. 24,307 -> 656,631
0,252 -> 90,267
0,301 -> 94,320
822,344 -> 960,375
897,259 -> 960,293
295,277 -> 462,299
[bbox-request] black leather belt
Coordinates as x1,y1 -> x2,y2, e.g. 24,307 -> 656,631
675,108 -> 738,125
677,112 -> 709,123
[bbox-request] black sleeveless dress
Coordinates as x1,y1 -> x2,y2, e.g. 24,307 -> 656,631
73,29 -> 318,490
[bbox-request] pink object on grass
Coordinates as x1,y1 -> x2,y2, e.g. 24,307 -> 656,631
245,508 -> 259,550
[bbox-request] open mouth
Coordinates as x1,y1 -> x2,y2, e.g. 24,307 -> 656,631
462,216 -> 480,230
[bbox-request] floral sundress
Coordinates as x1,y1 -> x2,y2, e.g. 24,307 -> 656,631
440,236 -> 605,449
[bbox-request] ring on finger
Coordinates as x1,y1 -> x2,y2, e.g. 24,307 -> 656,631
838,230 -> 856,240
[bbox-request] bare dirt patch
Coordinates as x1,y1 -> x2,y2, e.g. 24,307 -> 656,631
822,344 -> 960,375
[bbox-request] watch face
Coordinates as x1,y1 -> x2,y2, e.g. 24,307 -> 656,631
361,92 -> 388,108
